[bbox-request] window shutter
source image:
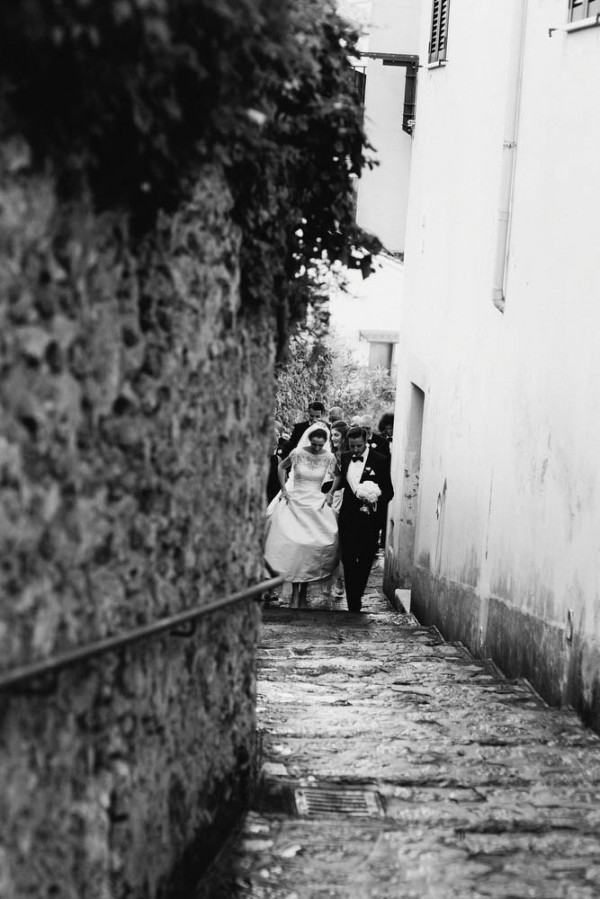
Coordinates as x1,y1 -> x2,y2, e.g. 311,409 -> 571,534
569,0 -> 600,21
429,0 -> 440,61
429,0 -> 450,64
353,68 -> 366,106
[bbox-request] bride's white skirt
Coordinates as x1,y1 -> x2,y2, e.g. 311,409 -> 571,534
264,491 -> 339,583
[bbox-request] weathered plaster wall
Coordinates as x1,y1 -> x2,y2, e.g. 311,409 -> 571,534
386,0 -> 600,728
0,145 -> 274,897
354,0 -> 421,255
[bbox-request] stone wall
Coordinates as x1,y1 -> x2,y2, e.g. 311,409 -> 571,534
0,148 -> 275,898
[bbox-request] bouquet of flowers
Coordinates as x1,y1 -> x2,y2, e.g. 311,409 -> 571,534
355,482 -> 381,514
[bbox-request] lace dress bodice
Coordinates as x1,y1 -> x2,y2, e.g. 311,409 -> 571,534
291,448 -> 335,493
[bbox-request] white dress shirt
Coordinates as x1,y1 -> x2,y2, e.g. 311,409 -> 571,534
347,448 -> 369,496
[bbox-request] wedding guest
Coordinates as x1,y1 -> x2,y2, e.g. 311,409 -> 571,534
320,419 -> 348,496
328,406 -> 344,424
325,419 -> 348,597
285,401 -> 326,453
360,414 -> 389,457
376,412 -> 394,549
330,420 -> 349,463
378,412 -> 394,448
266,422 -> 289,503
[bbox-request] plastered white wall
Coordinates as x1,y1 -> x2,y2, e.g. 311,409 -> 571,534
389,0 -> 600,659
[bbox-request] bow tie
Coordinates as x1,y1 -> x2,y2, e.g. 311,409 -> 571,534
351,454 -> 364,463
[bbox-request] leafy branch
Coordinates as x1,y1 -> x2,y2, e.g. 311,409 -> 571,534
0,0 -> 380,344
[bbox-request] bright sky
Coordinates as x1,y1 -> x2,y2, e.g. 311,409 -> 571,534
337,0 -> 372,49
337,0 -> 372,26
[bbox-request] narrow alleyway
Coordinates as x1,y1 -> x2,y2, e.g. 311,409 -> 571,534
198,562 -> 600,899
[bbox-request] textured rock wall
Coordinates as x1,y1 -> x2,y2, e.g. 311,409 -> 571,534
0,151 -> 274,898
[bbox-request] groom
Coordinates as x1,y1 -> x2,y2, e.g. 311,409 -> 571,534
326,426 -> 394,612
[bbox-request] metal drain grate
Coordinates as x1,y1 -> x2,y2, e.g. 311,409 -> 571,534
294,786 -> 384,818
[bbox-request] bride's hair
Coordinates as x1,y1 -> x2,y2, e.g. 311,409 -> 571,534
308,428 -> 328,440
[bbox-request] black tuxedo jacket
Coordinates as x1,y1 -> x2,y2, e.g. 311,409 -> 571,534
285,420 -> 310,454
338,448 -> 394,528
266,437 -> 287,503
367,433 -> 390,458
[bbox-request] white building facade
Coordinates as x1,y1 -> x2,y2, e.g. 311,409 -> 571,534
328,0 -> 421,374
328,256 -> 404,371
385,0 -> 600,727
354,0 -> 422,255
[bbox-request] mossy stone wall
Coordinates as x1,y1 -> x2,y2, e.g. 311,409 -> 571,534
0,149 -> 273,898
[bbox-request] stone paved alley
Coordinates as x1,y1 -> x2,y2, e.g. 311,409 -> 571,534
198,562 -> 600,899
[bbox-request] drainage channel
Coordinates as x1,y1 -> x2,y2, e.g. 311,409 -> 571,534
294,784 -> 385,818
253,768 -> 386,820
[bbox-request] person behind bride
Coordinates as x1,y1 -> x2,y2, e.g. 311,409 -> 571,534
264,422 -> 339,608
330,420 -> 349,463
322,419 -> 348,598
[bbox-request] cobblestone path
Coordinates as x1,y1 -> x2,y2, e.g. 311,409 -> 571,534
199,564 -> 600,898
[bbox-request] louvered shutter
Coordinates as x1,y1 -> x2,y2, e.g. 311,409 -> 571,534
428,0 -> 450,64
569,0 -> 600,20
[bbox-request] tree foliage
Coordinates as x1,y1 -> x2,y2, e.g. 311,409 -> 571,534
275,326 -> 395,429
273,301 -> 333,426
0,0 -> 379,346
328,345 -> 396,424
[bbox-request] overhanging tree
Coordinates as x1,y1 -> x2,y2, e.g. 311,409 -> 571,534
0,0 -> 379,349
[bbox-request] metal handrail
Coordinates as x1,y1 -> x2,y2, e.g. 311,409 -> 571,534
0,575 -> 284,693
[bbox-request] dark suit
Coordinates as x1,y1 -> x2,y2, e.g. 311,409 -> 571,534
367,433 -> 390,457
266,438 -> 287,503
285,420 -> 310,454
367,434 -> 392,545
338,449 -> 394,611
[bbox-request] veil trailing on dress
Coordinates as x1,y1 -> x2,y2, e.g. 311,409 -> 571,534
298,421 -> 332,454
264,418 -> 339,586
268,420 -> 331,507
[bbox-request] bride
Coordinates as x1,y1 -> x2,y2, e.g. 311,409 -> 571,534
264,422 -> 339,608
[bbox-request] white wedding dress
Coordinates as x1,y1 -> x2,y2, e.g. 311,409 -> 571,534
264,446 -> 339,583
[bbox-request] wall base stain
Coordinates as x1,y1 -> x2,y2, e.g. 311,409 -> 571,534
402,566 -> 600,734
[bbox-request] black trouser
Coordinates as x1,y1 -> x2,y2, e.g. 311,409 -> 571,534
378,501 -> 389,549
339,518 -> 379,611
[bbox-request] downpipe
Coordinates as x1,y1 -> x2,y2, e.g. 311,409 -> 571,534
491,0 -> 528,313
